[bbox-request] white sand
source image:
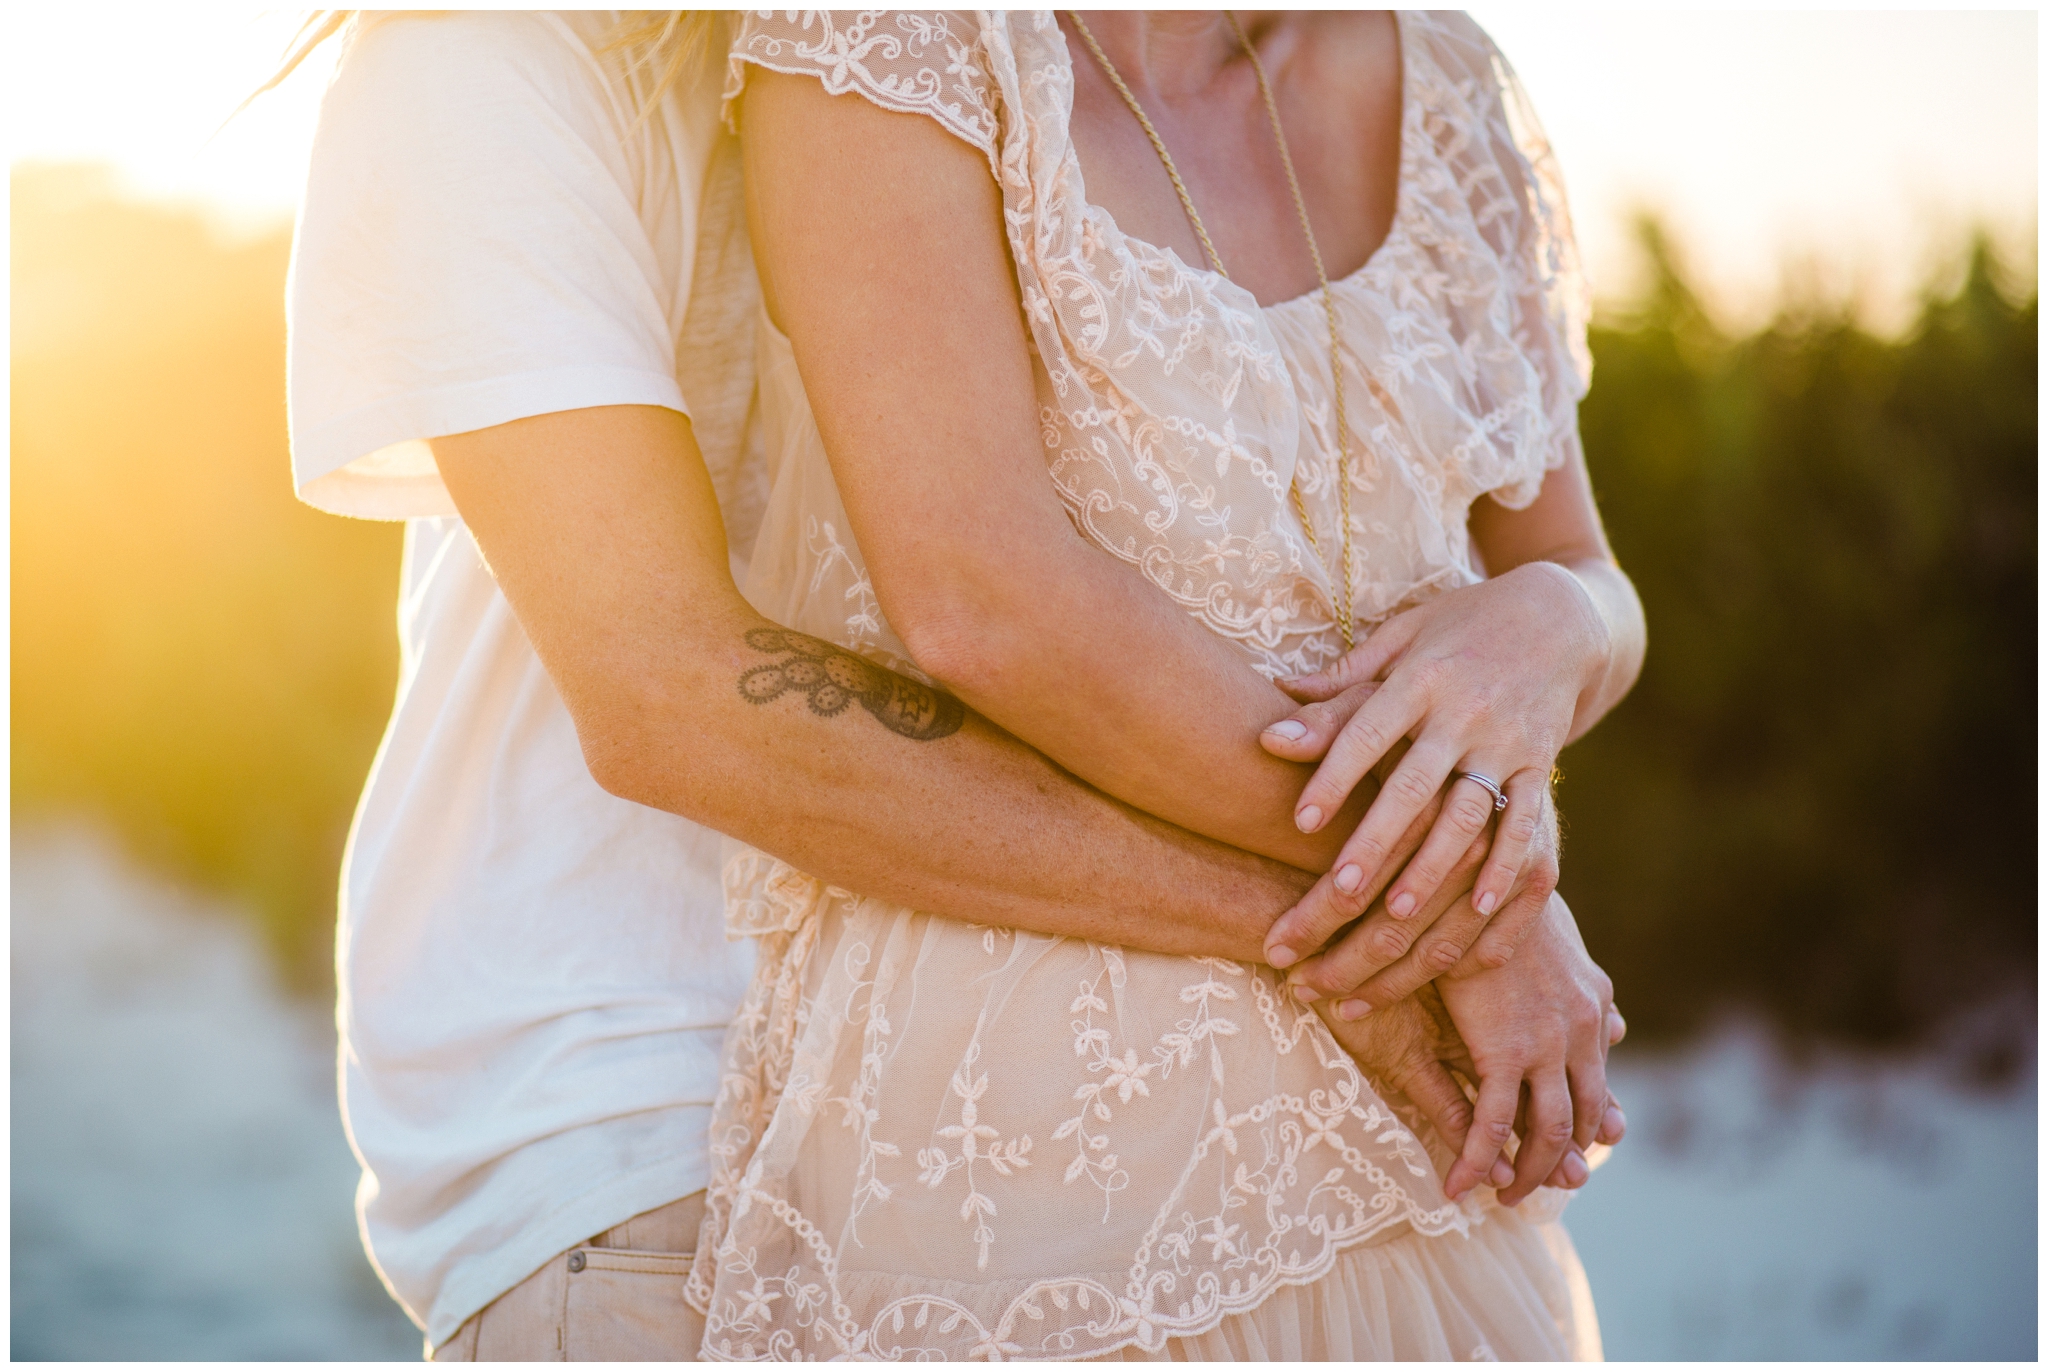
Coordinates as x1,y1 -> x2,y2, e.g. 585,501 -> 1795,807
10,824 -> 2037,1360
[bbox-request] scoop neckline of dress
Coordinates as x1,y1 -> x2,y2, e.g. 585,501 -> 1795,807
1063,9 -> 1418,316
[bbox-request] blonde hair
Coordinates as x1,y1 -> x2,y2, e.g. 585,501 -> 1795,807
242,11 -> 718,121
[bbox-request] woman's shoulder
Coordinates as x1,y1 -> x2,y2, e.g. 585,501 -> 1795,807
724,10 -> 1017,160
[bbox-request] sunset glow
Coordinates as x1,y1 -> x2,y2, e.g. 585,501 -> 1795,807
6,7 -> 2036,326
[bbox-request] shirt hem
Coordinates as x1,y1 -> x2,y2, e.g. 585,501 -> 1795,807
421,1138 -> 711,1352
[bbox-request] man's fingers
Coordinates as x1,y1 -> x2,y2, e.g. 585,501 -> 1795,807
1598,1095 -> 1628,1146
1259,682 -> 1377,761
1263,868 -> 1367,971
1444,1070 -> 1519,1201
1544,1146 -> 1591,1190
1326,888 -> 1491,1014
1500,1072 -> 1572,1206
1568,1057 -> 1609,1152
1287,907 -> 1421,1003
1290,829 -> 1480,1002
1466,768 -> 1548,919
1393,1059 -> 1475,1161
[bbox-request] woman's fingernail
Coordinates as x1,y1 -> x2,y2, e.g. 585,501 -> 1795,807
1390,891 -> 1417,918
1334,863 -> 1363,894
1476,890 -> 1498,915
1267,944 -> 1298,969
1291,982 -> 1321,1003
1337,999 -> 1371,1020
1562,1152 -> 1589,1186
1264,719 -> 1308,741
1295,805 -> 1323,832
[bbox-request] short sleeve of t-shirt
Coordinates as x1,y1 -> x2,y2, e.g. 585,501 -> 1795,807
287,12 -> 694,519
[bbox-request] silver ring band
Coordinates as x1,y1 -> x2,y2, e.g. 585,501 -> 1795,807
1452,770 -> 1509,812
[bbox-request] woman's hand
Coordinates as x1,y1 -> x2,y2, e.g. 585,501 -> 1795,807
1434,891 -> 1626,1206
1267,766 -> 1558,1014
1261,560 -> 1612,939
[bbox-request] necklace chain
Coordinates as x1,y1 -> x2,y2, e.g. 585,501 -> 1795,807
1067,10 -> 1356,648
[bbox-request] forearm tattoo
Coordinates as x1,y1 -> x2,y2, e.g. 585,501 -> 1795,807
738,627 -> 965,742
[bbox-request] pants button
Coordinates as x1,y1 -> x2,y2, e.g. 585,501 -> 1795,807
566,1251 -> 586,1273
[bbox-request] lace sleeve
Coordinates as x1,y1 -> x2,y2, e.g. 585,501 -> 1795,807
723,10 -> 1001,175
1417,14 -> 1594,507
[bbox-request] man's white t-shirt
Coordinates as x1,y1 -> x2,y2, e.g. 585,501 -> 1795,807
286,12 -> 759,1349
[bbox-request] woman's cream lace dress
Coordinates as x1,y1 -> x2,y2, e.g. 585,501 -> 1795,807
686,11 -> 1601,1361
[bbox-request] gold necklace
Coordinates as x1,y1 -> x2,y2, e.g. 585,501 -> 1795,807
1067,10 -> 1357,648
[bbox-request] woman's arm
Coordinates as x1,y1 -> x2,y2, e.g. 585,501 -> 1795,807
738,70 -> 1374,874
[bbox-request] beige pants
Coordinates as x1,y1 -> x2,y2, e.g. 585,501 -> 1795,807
431,1192 -> 707,1361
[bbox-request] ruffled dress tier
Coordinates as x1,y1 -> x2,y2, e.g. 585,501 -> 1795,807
687,11 -> 1599,1361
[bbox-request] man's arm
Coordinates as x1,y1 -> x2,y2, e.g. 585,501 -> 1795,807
428,404 -> 1304,960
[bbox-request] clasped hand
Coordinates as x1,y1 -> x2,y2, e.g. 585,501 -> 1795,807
1258,564 -> 1626,1202
1318,893 -> 1625,1205
1260,562 -> 1611,1007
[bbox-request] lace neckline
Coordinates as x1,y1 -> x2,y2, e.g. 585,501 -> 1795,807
1060,10 -> 1418,316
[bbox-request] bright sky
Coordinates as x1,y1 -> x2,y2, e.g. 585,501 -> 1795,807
6,7 -> 2038,331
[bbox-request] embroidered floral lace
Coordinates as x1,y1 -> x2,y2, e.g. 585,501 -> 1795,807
687,11 -> 1595,1361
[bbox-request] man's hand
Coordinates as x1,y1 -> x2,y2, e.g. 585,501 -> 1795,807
1435,892 -> 1625,1206
1318,985 -> 1515,1194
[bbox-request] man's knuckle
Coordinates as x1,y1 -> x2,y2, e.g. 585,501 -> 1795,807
1370,925 -> 1412,963
1474,939 -> 1513,970
1421,939 -> 1463,974
1299,968 -> 1339,997
1479,1119 -> 1515,1147
1536,1117 -> 1574,1146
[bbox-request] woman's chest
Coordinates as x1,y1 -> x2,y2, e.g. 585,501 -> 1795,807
1059,11 -> 1404,309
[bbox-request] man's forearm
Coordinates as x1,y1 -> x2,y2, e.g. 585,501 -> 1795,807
429,406 -> 1306,963
590,607 -> 1305,962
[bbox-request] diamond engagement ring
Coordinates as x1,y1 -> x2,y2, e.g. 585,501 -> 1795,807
1452,770 -> 1509,812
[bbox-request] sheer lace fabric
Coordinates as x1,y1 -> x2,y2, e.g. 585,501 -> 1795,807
688,11 -> 1598,1361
